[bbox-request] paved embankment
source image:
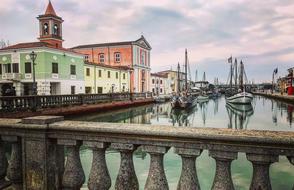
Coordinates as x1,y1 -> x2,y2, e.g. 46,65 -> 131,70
0,99 -> 154,119
253,92 -> 294,104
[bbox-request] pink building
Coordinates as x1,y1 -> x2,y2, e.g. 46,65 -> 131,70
72,36 -> 151,93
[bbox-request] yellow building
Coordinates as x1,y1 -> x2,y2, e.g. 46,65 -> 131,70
84,63 -> 131,94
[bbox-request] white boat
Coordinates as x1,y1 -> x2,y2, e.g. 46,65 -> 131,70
197,95 -> 209,102
226,91 -> 253,104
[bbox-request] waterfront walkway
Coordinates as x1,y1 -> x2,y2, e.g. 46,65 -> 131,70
0,93 -> 154,118
253,91 -> 294,104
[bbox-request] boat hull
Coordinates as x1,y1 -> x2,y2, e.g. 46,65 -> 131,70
226,92 -> 253,104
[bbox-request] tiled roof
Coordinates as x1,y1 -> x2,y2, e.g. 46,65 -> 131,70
0,42 -> 82,55
85,62 -> 133,71
45,1 -> 57,16
151,72 -> 168,78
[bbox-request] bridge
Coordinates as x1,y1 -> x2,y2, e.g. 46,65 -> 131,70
0,116 -> 293,189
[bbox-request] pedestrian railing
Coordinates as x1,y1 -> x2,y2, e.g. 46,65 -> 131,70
0,92 -> 153,112
0,116 -> 293,190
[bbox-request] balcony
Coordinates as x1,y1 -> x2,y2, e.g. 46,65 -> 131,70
1,73 -> 22,81
0,116 -> 293,189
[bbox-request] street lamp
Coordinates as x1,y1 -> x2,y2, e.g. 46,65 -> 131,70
30,51 -> 37,95
30,51 -> 37,112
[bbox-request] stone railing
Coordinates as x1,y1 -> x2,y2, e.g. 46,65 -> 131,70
0,92 -> 153,112
0,116 -> 293,190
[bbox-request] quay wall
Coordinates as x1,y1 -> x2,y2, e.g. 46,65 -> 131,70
253,92 -> 294,104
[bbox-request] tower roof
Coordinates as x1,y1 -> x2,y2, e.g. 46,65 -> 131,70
45,1 -> 57,16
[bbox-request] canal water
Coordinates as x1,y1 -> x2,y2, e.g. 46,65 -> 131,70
67,96 -> 294,189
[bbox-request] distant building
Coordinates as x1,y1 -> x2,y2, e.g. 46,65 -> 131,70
150,73 -> 169,96
84,63 -> 131,93
157,70 -> 185,93
72,36 -> 152,93
0,1 -> 84,95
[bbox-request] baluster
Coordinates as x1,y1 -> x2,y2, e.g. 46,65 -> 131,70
143,145 -> 169,190
84,141 -> 111,190
58,139 -> 85,190
112,143 -> 138,190
0,139 -> 10,189
5,136 -> 23,189
209,150 -> 237,190
175,148 -> 202,190
246,153 -> 278,190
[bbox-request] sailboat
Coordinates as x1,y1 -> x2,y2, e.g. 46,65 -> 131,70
171,49 -> 197,109
197,72 -> 209,102
226,57 -> 253,104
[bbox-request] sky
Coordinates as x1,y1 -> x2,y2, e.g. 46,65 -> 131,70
1,0 -> 294,84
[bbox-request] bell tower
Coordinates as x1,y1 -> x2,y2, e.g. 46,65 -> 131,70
37,1 -> 64,48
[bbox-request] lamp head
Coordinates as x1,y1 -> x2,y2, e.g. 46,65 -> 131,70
30,51 -> 37,62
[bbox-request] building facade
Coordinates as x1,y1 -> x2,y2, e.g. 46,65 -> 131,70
0,1 -> 84,96
150,73 -> 170,96
157,70 -> 185,93
72,36 -> 152,93
84,63 -> 130,94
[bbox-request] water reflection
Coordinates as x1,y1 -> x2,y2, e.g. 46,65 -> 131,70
226,103 -> 254,129
67,96 -> 294,131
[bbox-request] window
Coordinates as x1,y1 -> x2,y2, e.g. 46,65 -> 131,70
114,52 -> 121,63
0,64 -> 2,75
141,51 -> 145,65
12,63 -> 19,73
108,71 -> 111,78
43,23 -> 49,35
4,64 -> 11,73
25,62 -> 31,73
160,80 -> 162,84
98,70 -> 102,77
160,88 -> 163,93
116,72 -> 118,79
52,63 -> 58,74
86,68 -> 90,76
85,55 -> 89,62
99,53 -> 105,63
152,79 -> 155,84
97,87 -> 103,94
70,65 -> 76,75
123,73 -> 126,79
157,79 -> 159,84
53,24 -> 59,35
71,86 -> 75,94
85,87 -> 91,94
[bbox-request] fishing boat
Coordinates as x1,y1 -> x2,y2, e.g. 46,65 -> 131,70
197,72 -> 209,102
171,49 -> 197,109
225,57 -> 253,104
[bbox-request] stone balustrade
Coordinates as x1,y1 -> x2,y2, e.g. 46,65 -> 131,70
0,116 -> 293,190
0,92 -> 153,112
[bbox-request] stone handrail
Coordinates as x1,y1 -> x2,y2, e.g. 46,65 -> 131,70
0,92 -> 153,112
0,116 -> 293,190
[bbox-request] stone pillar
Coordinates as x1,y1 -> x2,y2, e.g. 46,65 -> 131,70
175,148 -> 202,190
0,138 -> 10,189
84,141 -> 111,190
142,145 -> 169,190
112,143 -> 138,190
21,116 -> 65,190
13,82 -> 23,96
246,153 -> 279,190
209,150 -> 238,190
59,139 -> 85,190
4,136 -> 22,189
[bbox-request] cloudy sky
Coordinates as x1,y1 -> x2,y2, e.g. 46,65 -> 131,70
1,0 -> 294,83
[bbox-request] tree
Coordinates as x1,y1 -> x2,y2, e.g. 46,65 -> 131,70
0,39 -> 10,48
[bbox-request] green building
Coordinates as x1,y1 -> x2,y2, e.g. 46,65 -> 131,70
0,1 -> 84,95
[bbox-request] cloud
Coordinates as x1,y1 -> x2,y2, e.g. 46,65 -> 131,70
1,0 -> 294,83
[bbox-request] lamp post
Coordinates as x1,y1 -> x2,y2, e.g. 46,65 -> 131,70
30,51 -> 37,111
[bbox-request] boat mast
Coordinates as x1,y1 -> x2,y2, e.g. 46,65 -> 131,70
230,61 -> 233,91
240,60 -> 244,90
234,58 -> 238,89
177,62 -> 180,94
185,49 -> 188,91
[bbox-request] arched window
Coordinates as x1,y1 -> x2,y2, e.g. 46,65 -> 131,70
43,23 -> 49,35
53,24 -> 59,36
